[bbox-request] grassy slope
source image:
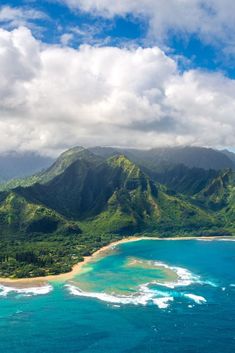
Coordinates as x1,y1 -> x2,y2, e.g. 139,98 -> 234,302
81,155 -> 217,235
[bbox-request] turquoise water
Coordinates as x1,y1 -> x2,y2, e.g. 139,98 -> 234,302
0,239 -> 235,352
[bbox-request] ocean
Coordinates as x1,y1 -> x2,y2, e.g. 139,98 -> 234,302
0,239 -> 235,353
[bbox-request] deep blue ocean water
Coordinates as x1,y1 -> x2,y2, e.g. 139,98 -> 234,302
0,239 -> 235,353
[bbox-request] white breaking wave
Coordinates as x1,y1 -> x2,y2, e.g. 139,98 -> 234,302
150,261 -> 217,288
196,239 -> 214,242
0,284 -> 53,297
152,296 -> 174,309
217,238 -> 235,242
152,261 -> 201,288
184,293 -> 207,304
196,237 -> 235,242
66,282 -> 207,309
66,284 -> 174,309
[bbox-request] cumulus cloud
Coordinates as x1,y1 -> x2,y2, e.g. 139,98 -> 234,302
61,0 -> 235,45
0,26 -> 235,155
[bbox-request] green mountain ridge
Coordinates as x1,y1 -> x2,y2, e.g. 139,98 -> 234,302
11,153 -> 216,234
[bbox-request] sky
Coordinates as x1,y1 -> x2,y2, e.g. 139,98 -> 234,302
0,0 -> 235,155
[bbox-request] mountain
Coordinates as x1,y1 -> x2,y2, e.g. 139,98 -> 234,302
0,151 -> 54,182
90,146 -> 235,197
12,152 -> 215,234
91,146 -> 235,171
193,169 -> 234,211
0,146 -> 234,278
35,146 -> 104,184
1,146 -> 233,192
1,146 -> 233,187
221,149 -> 235,165
0,191 -> 79,238
150,164 -> 219,196
1,146 -> 234,237
0,148 -> 218,245
0,147 -> 102,191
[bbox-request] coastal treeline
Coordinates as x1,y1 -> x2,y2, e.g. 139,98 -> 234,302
0,233 -> 118,278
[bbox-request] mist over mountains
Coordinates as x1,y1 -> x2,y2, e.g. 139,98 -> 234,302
0,152 -> 54,183
0,146 -> 234,183
90,146 -> 235,171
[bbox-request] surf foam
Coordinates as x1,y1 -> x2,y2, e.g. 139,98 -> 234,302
0,284 -> 53,297
217,238 -> 235,242
150,261 -> 217,288
184,293 -> 207,304
152,261 -> 200,288
66,284 -> 174,309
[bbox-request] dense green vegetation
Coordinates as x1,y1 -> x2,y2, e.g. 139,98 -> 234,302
0,146 -> 234,278
0,233 -> 121,278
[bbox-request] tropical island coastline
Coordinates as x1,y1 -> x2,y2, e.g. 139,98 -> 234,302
0,146 -> 235,280
0,234 -> 233,287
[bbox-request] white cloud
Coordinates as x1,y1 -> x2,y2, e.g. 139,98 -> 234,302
0,26 -> 40,109
61,0 -> 235,45
60,33 -> 74,46
0,26 -> 235,155
0,6 -> 46,29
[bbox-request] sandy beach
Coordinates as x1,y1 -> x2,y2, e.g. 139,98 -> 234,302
0,236 -> 141,286
0,235 -> 231,287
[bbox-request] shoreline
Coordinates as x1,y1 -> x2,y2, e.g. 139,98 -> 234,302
0,236 -> 141,286
0,235 -> 233,286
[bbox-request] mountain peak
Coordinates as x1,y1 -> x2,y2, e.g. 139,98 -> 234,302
59,146 -> 85,158
38,147 -> 103,184
108,154 -> 141,176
